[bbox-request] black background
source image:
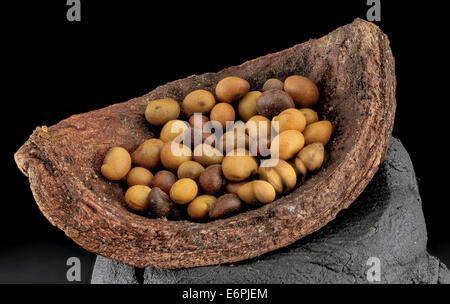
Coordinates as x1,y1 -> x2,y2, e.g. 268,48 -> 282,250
2,1 -> 449,283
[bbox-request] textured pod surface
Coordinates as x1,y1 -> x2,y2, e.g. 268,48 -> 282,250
14,19 -> 396,269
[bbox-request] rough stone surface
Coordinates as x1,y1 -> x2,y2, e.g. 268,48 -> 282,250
91,138 -> 450,284
14,18 -> 396,269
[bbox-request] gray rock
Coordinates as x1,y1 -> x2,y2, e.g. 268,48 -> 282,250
91,138 -> 450,284
91,255 -> 138,284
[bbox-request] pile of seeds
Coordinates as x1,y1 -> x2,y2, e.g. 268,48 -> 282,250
100,75 -> 333,221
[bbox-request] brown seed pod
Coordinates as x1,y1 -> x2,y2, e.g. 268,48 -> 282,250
256,89 -> 295,118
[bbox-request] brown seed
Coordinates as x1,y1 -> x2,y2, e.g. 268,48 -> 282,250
187,195 -> 216,220
256,89 -> 295,118
221,149 -> 258,182
237,180 -> 276,205
126,167 -> 153,187
215,76 -> 250,103
160,120 -> 190,143
189,127 -> 216,148
237,91 -> 262,122
219,128 -> 250,155
210,103 -> 235,129
270,130 -> 305,160
131,139 -> 164,170
160,141 -> 192,170
177,161 -> 205,181
124,185 -> 151,212
169,178 -> 198,205
258,159 -> 297,193
284,75 -> 319,108
297,143 -> 325,171
272,108 -> 306,133
145,98 -> 180,126
147,187 -> 183,219
303,120 -> 333,145
101,147 -> 132,181
209,193 -> 242,220
182,90 -> 216,117
198,164 -> 225,194
262,78 -> 284,91
151,170 -> 177,194
299,108 -> 319,125
189,114 -> 209,129
193,144 -> 224,167
225,181 -> 249,194
290,158 -> 307,183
